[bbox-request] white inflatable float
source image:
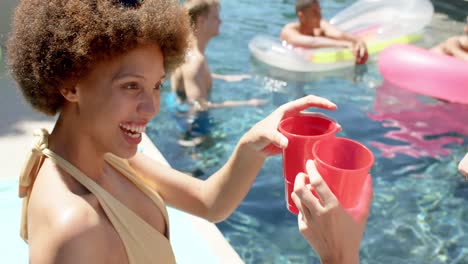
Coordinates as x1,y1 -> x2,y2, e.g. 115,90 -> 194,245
249,0 -> 433,72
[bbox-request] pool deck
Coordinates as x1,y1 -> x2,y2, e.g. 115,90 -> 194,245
0,85 -> 243,263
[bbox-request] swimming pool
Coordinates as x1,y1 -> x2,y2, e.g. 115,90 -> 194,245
149,0 -> 468,263
0,0 -> 467,263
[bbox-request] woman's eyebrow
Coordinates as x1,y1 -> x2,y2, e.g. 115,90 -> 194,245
112,71 -> 146,82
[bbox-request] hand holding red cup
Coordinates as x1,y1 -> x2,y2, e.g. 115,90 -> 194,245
278,113 -> 374,214
278,112 -> 341,214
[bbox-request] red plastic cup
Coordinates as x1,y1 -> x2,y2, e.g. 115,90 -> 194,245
278,113 -> 340,214
312,137 -> 374,209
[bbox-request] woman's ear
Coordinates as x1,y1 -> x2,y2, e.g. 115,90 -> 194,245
59,85 -> 79,103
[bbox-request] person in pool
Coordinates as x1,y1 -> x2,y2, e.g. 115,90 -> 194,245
170,0 -> 264,109
460,153 -> 468,180
170,0 -> 265,146
431,18 -> 468,61
8,0 -> 372,263
280,0 -> 369,64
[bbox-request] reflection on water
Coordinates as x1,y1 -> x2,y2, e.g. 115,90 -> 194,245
369,82 -> 468,159
153,1 -> 468,263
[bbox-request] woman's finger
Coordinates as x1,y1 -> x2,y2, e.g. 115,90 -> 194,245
306,160 -> 338,208
294,172 -> 324,218
294,184 -> 323,219
271,131 -> 289,149
293,172 -> 308,192
291,192 -> 313,223
280,95 -> 337,119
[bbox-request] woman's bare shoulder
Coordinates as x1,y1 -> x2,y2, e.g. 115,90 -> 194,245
27,161 -> 116,263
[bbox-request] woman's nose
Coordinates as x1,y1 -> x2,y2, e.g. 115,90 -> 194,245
138,91 -> 158,117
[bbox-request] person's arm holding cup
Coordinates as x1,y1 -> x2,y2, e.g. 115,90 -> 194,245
291,161 -> 373,264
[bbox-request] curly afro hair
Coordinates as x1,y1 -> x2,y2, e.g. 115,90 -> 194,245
7,0 -> 191,115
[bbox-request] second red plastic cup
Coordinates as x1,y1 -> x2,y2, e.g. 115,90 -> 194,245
278,113 -> 340,214
312,137 -> 374,209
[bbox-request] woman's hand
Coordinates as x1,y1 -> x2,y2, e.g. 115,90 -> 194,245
240,95 -> 337,157
291,160 -> 373,264
459,153 -> 468,180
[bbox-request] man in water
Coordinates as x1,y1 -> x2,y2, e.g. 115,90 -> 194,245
431,18 -> 468,61
171,0 -> 263,109
280,0 -> 368,64
170,0 -> 264,146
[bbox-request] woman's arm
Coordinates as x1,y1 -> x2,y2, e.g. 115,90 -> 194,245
130,95 -> 337,222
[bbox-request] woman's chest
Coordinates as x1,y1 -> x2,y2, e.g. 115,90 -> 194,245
99,169 -> 167,237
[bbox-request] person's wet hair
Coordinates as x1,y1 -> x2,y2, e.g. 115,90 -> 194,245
184,0 -> 219,28
295,0 -> 319,13
7,0 -> 190,116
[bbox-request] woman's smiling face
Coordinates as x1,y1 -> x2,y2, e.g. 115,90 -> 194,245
71,44 -> 165,158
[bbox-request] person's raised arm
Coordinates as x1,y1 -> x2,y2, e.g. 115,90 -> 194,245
292,160 -> 372,264
130,95 -> 337,222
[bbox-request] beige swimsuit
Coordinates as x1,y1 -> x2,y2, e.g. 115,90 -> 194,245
18,129 -> 176,263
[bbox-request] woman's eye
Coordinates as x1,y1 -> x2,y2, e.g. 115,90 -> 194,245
125,82 -> 139,90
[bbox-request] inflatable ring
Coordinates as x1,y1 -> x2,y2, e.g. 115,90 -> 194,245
249,0 -> 433,72
378,44 -> 468,104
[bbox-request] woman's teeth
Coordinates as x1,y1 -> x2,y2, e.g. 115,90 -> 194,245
119,123 -> 146,138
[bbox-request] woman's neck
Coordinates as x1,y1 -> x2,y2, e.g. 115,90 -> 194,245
48,112 -> 107,183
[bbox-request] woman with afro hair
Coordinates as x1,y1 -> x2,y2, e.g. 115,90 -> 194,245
8,0 -> 371,263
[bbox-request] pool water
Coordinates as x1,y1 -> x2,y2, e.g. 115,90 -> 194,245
149,0 -> 468,263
